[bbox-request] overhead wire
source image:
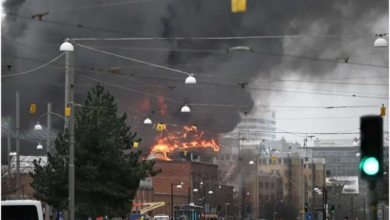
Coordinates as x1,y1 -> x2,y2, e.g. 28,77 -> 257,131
52,0 -> 170,12
76,44 -> 191,76
5,13 -> 148,37
66,44 -> 389,69
71,34 -> 377,41
1,53 -> 65,78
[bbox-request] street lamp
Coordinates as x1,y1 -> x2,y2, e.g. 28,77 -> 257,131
171,183 -> 182,220
356,153 -> 361,157
185,74 -> 197,84
144,117 -> 152,124
208,190 -> 213,194
374,34 -> 388,47
34,122 -> 43,131
60,42 -> 74,51
249,160 -> 254,165
9,152 -> 17,156
193,188 -> 199,192
227,46 -> 254,53
181,104 -> 191,113
36,136 -> 56,150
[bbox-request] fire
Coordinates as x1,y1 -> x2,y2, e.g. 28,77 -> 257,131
149,125 -> 219,161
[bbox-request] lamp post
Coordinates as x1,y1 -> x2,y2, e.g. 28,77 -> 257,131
171,183 -> 182,220
60,39 -> 75,220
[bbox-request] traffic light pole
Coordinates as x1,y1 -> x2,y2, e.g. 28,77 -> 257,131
367,181 -> 378,220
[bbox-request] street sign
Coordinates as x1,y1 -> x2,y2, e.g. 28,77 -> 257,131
30,102 -> 36,114
156,123 -> 165,131
231,0 -> 246,13
305,212 -> 313,220
271,156 -> 276,162
301,210 -> 305,214
381,105 -> 386,116
65,107 -> 71,116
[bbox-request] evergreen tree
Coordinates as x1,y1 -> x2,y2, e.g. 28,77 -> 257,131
30,84 -> 161,218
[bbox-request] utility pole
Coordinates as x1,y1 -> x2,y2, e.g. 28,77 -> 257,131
67,41 -> 75,220
46,103 -> 52,220
16,91 -> 20,199
7,117 -> 12,192
61,39 -> 75,220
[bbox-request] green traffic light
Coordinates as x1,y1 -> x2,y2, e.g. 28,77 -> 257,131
362,157 -> 380,175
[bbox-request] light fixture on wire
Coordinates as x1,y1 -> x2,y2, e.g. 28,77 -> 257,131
181,104 -> 191,113
144,117 -> 152,124
37,143 -> 43,150
193,188 -> 199,192
177,184 -> 182,189
34,122 -> 43,131
185,74 -> 197,84
208,190 -> 213,194
375,34 -> 388,47
249,160 -> 254,165
9,152 -> 17,156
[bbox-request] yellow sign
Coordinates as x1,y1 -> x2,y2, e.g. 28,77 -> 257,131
301,210 -> 305,214
381,105 -> 386,116
65,107 -> 71,116
133,142 -> 139,148
184,150 -> 187,156
231,0 -> 246,13
156,123 -> 165,131
271,156 -> 276,162
30,103 -> 36,114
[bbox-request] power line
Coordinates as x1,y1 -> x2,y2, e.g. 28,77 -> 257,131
5,13 -> 148,37
76,44 -> 191,76
53,0 -> 170,12
1,53 -> 65,78
75,73 -> 183,103
71,34 -> 376,41
59,44 -> 389,69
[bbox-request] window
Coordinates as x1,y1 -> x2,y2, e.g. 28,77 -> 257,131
259,182 -> 264,188
278,159 -> 282,164
337,152 -> 346,157
265,183 -> 269,188
271,183 -> 275,189
2,205 -> 40,220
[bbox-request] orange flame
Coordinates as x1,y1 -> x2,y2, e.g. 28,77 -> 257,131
149,125 -> 219,161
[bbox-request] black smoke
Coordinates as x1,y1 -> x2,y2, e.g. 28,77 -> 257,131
1,0 -> 388,156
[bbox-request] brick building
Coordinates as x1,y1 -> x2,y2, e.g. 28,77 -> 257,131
149,160 -> 234,217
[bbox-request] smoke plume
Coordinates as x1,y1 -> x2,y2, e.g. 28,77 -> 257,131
1,0 -> 388,156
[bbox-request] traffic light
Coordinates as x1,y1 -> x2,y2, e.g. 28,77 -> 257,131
304,203 -> 308,212
360,116 -> 384,181
218,204 -> 221,211
331,205 -> 335,213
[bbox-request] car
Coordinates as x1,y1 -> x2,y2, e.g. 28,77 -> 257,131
1,200 -> 44,220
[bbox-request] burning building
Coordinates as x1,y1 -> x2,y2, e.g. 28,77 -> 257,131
147,125 -> 220,162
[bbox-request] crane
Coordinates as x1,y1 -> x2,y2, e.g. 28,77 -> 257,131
132,202 -> 166,214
